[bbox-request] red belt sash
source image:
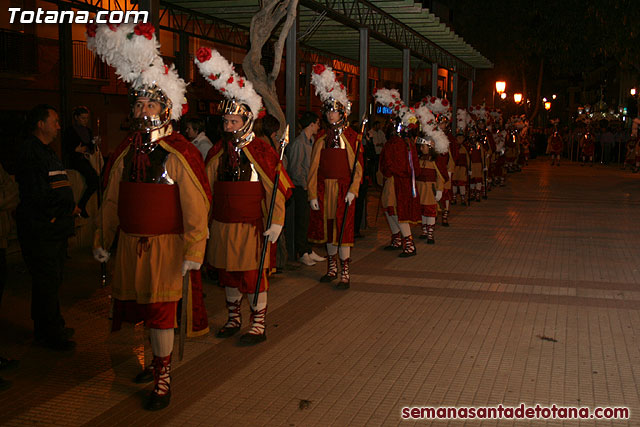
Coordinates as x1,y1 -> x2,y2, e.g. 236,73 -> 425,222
118,182 -> 183,235
319,148 -> 350,180
417,167 -> 436,182
213,181 -> 264,224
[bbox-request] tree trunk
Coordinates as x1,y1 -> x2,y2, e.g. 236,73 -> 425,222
528,57 -> 544,123
242,0 -> 298,135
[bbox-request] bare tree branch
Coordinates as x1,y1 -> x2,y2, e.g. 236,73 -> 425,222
270,0 -> 297,83
243,0 -> 299,133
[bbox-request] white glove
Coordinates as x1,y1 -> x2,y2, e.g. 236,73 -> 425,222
345,192 -> 356,206
263,223 -> 283,243
182,260 -> 201,276
310,199 -> 320,211
435,190 -> 442,201
93,247 -> 110,263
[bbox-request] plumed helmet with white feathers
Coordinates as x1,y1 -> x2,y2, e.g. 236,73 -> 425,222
86,23 -> 188,131
194,46 -> 265,146
311,64 -> 351,117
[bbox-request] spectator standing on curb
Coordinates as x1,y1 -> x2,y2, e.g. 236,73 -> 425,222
14,104 -> 76,351
287,111 -> 326,266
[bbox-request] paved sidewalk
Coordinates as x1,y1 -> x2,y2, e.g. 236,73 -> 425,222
1,159 -> 639,426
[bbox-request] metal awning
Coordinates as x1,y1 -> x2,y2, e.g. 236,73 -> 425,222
162,0 -> 493,79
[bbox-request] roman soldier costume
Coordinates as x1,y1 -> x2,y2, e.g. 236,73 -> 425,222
451,112 -> 472,206
547,119 -> 563,166
414,104 -> 449,244
195,47 -> 293,345
308,64 -> 362,288
374,89 -> 420,257
89,23 -> 211,411
580,126 -> 595,166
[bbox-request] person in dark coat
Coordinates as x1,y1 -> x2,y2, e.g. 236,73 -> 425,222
14,104 -> 76,351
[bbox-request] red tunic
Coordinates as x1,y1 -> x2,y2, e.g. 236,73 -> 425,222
581,135 -> 595,156
379,135 -> 420,223
308,127 -> 362,246
206,137 -> 293,293
548,134 -> 563,154
103,132 -> 212,335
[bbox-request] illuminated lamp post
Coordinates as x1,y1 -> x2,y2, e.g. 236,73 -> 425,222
494,81 -> 506,107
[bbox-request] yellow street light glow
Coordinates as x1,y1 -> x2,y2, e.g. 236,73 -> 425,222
631,88 -> 637,96
544,101 -> 551,110
513,93 -> 522,103
500,92 -> 507,99
543,97 -> 548,102
495,81 -> 506,94
552,94 -> 557,100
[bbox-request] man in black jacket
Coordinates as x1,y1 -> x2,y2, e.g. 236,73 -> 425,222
15,105 -> 76,351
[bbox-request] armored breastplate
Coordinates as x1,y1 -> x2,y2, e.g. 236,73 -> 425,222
324,127 -> 346,149
122,144 -> 174,184
217,147 -> 259,182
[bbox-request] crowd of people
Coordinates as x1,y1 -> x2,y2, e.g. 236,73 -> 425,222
2,22 -> 640,407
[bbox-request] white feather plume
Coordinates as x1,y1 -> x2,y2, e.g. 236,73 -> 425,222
373,88 -> 417,127
456,108 -> 473,132
86,23 -> 187,121
414,104 -> 449,154
425,96 -> 452,120
310,64 -> 349,110
194,47 -> 263,117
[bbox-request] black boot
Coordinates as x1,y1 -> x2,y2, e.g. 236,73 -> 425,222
333,258 -> 351,290
383,232 -> 402,250
399,235 -> 417,257
320,254 -> 338,282
426,224 -> 435,245
216,298 -> 242,338
144,354 -> 171,411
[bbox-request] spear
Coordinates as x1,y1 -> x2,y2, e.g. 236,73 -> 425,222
253,125 -> 289,306
96,118 -> 107,288
337,114 -> 367,248
179,272 -> 189,361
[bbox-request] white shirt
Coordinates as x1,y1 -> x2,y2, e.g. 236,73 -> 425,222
191,132 -> 213,160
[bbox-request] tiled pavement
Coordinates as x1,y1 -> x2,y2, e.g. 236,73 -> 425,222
1,159 -> 639,426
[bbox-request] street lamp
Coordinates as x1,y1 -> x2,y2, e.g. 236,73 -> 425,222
513,93 -> 522,104
500,92 -> 507,99
544,101 -> 551,110
631,88 -> 637,96
494,81 -> 506,108
552,94 -> 557,100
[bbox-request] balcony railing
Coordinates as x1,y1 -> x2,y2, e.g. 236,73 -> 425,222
0,29 -> 38,74
73,40 -> 109,80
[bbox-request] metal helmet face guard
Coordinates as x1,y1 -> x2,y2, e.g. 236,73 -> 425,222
220,99 -> 255,148
129,84 -> 172,134
323,98 -> 351,130
416,135 -> 434,148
